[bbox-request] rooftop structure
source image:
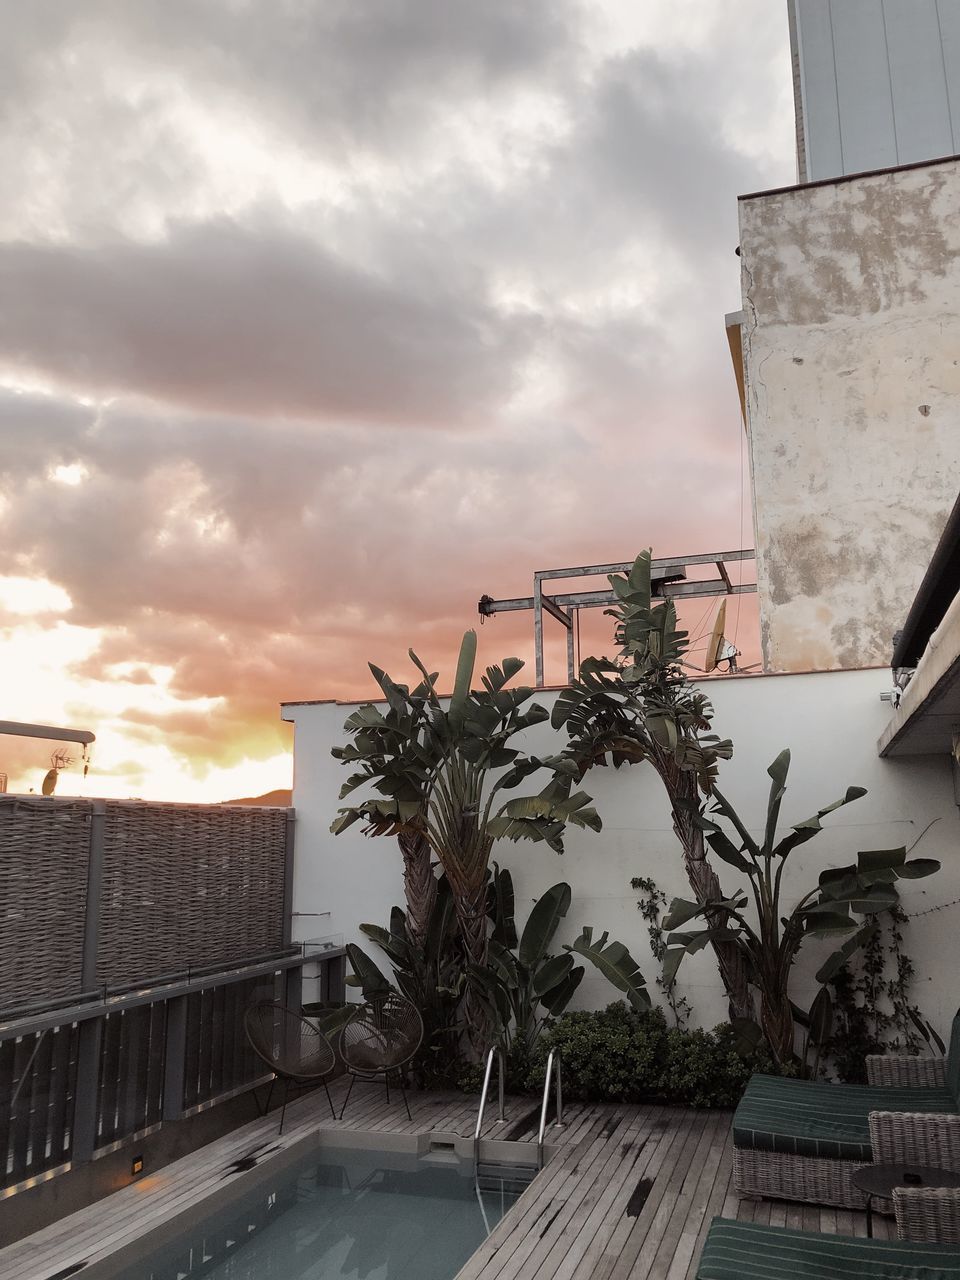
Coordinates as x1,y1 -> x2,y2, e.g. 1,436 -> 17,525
789,0 -> 960,182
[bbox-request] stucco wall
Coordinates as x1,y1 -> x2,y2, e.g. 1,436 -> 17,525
739,156 -> 960,674
284,668 -> 960,1042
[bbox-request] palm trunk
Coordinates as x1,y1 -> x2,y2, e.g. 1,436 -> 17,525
757,974 -> 795,1066
667,771 -> 754,1023
398,827 -> 436,947
456,878 -> 492,1058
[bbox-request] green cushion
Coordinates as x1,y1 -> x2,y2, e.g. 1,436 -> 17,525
733,1073 -> 957,1162
947,1010 -> 960,1107
697,1218 -> 960,1279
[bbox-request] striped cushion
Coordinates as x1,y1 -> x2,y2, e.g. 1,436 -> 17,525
947,1011 -> 960,1107
697,1218 -> 960,1279
733,1073 -> 957,1162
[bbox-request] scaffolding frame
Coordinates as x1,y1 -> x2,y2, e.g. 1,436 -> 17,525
478,549 -> 757,687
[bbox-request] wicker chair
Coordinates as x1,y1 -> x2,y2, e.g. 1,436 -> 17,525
731,1009 -> 960,1209
338,992 -> 424,1122
244,1000 -> 337,1134
894,1185 -> 960,1244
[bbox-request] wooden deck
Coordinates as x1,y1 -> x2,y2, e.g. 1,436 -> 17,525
0,1077 -> 883,1280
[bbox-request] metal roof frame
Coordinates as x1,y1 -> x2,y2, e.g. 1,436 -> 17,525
479,549 -> 757,686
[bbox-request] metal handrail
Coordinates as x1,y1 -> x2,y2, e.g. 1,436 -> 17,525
474,1045 -> 506,1164
537,1049 -> 563,1169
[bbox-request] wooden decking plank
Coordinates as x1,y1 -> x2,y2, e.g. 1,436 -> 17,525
545,1107 -> 673,1280
680,1127 -> 735,1280
504,1109 -> 661,1280
605,1110 -> 713,1280
593,1109 -> 702,1280
661,1112 -> 732,1280
470,1121 -> 630,1280
637,1111 -> 728,1280
453,1115 -> 611,1280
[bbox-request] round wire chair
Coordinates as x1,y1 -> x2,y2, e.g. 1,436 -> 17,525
244,1000 -> 337,1133
338,992 -> 424,1121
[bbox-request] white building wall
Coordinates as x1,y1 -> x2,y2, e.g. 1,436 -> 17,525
738,155 -> 960,674
790,0 -> 960,182
284,668 -> 960,1042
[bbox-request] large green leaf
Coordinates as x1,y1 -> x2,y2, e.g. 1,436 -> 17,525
773,786 -> 867,858
662,893 -> 746,931
358,921 -> 411,970
894,858 -> 941,879
519,883 -> 572,968
345,943 -> 393,999
807,986 -> 833,1045
489,863 -> 518,948
662,897 -> 706,930
815,922 -> 876,984
763,749 -> 791,854
449,629 -> 477,729
539,965 -> 584,1015
564,927 -> 650,1011
857,847 -> 907,874
486,940 -> 521,989
533,952 -> 575,996
703,826 -> 752,873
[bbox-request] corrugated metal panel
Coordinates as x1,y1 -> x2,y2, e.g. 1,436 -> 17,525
792,0 -> 959,180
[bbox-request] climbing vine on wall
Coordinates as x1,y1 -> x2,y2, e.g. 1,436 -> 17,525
632,875 -> 691,1029
826,905 -> 944,1083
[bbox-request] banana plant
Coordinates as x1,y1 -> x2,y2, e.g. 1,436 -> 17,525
661,750 -> 940,1067
333,630 -> 602,1051
331,665 -> 441,946
552,551 -> 752,1021
345,877 -> 467,1086
469,880 -> 584,1053
469,874 -> 650,1054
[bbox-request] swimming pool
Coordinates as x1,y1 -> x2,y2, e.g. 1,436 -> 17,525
117,1144 -> 527,1280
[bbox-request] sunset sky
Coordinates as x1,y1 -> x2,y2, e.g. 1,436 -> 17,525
0,1 -> 795,802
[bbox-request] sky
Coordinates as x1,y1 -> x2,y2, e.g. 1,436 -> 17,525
0,1 -> 796,802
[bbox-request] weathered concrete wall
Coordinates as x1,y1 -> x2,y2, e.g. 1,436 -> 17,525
739,156 -> 960,673
285,669 -> 960,1042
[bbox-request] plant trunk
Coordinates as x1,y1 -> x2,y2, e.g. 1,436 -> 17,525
667,773 -> 755,1023
398,827 -> 436,947
758,977 -> 795,1067
457,881 -> 492,1058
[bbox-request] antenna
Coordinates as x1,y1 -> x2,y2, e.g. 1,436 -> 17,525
704,600 -> 727,673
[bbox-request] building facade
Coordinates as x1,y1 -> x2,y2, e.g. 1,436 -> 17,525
737,153 -> 960,673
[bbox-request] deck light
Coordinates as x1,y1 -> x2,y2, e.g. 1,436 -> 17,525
131,1155 -> 144,1177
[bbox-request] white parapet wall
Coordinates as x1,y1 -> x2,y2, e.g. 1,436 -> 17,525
283,667 -> 960,1040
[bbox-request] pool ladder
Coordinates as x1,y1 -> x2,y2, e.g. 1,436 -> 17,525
474,1046 -> 563,1179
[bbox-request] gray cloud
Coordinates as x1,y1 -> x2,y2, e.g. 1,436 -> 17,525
0,1 -> 789,782
0,219 -> 538,425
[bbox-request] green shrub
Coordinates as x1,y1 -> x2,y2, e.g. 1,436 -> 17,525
658,1024 -> 763,1108
456,1002 -> 783,1109
531,1003 -> 668,1102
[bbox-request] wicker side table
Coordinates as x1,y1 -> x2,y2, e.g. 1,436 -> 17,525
853,1164 -> 960,1237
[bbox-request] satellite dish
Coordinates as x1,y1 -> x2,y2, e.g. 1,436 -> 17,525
704,600 -> 727,673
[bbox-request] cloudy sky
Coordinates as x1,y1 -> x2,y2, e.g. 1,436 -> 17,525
0,1 -> 795,801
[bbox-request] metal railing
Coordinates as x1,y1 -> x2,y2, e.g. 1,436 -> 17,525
537,1049 -> 563,1169
0,948 -> 349,1197
473,1045 -> 506,1164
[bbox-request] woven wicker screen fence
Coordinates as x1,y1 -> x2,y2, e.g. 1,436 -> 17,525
0,795 -> 291,1016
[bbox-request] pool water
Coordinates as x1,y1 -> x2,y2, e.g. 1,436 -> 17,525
123,1146 -> 525,1280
